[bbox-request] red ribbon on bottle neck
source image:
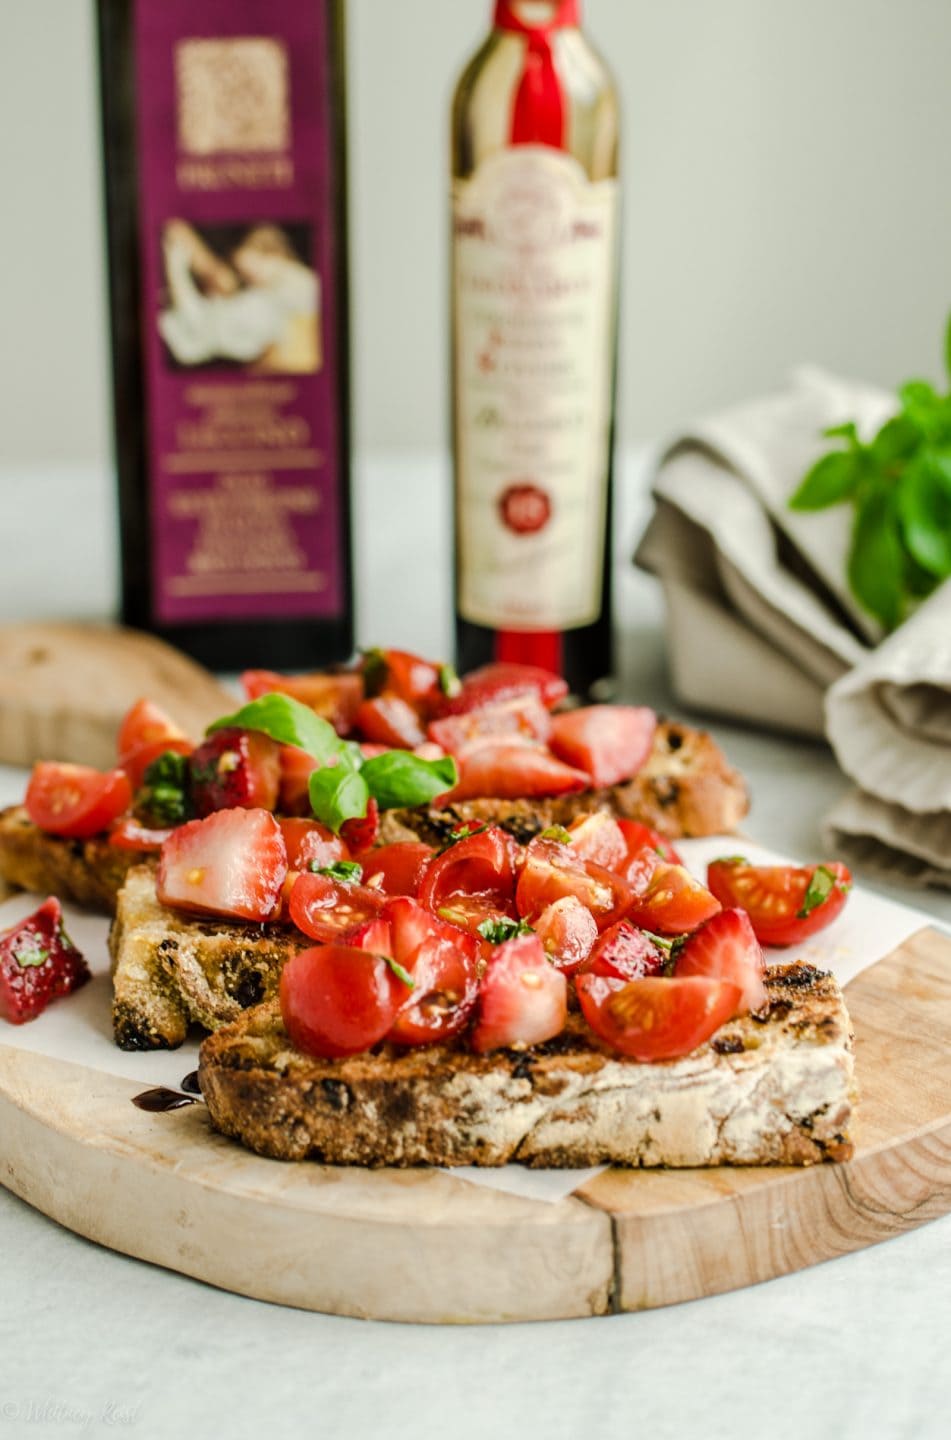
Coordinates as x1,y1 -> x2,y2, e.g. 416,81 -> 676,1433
493,0 -> 578,149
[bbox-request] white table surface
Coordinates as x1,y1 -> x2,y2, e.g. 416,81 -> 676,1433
1,455 -> 950,1440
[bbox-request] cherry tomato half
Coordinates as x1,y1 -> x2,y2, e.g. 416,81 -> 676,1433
576,973 -> 742,1061
288,871 -> 385,943
625,861 -> 721,935
26,763 -> 133,839
515,838 -> 631,933
706,858 -> 852,947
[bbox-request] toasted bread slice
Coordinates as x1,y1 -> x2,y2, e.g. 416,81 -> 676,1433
0,720 -> 748,912
198,964 -> 855,1168
110,865 -> 308,1050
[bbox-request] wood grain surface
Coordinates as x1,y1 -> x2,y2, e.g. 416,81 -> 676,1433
0,928 -> 949,1324
0,623 -> 233,768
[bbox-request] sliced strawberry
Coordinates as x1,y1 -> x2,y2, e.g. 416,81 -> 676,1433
157,808 -> 287,921
354,695 -> 426,749
532,896 -> 598,975
566,812 -> 628,870
470,934 -> 568,1053
427,696 -> 552,757
440,662 -> 568,716
188,727 -> 282,816
279,817 -> 350,871
549,706 -> 657,788
675,907 -> 768,1015
241,669 -> 364,734
442,743 -> 590,802
577,920 -> 666,983
0,897 -> 90,1025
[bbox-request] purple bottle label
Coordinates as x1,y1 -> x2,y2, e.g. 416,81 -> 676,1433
133,0 -> 345,624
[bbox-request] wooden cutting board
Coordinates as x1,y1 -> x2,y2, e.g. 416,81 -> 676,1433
1,927 -> 949,1324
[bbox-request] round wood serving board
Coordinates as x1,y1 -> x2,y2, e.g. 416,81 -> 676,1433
1,928 -> 950,1325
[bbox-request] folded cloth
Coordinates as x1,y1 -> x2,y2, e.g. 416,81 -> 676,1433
635,367 -> 951,888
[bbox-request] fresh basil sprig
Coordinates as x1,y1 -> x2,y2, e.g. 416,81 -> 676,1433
207,693 -> 347,763
788,314 -> 951,630
359,752 -> 457,811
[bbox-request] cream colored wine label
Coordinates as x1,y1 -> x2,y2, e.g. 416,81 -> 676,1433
453,146 -> 618,631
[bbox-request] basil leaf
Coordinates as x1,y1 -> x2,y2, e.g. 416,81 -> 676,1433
138,750 -> 192,827
381,955 -> 414,988
898,459 -> 951,578
871,414 -> 918,466
308,764 -> 371,835
712,855 -> 749,866
538,825 -> 572,844
797,865 -> 837,919
848,487 -> 905,629
312,860 -> 363,883
208,694 -> 345,764
788,450 -> 860,511
359,752 -> 457,811
822,421 -> 860,446
476,917 -> 534,944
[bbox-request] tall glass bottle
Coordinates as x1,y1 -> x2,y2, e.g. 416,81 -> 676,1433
97,0 -> 352,672
451,0 -> 620,696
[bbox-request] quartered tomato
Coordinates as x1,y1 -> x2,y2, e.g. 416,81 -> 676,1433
706,858 -> 852,947
625,861 -> 721,935
241,669 -> 364,734
440,662 -> 568,716
576,973 -> 742,1061
532,896 -> 598,975
419,826 -> 517,930
280,944 -> 411,1059
548,706 -> 657,788
356,842 -> 434,898
577,920 -> 666,983
565,812 -> 628,871
279,817 -> 350,872
288,870 -> 386,942
108,817 -> 175,852
117,698 -> 187,764
26,763 -> 133,839
443,743 -> 590,803
354,695 -> 426,749
469,934 -> 568,1053
616,820 -> 683,868
675,907 -> 767,1014
515,837 -> 632,932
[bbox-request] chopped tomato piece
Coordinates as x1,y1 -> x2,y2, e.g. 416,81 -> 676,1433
616,820 -> 683,868
427,696 -> 552,756
418,826 -> 517,924
706,858 -> 852,948
241,669 -> 364,734
278,744 -> 320,816
549,706 -> 657,788
576,974 -> 742,1061
278,817 -> 350,872
515,837 -> 631,932
340,797 -> 380,853
442,743 -> 590,802
440,662 -> 568,716
280,945 -> 410,1059
108,817 -> 175,852
532,896 -> 598,975
354,695 -> 426,749
625,861 -> 721,935
356,842 -> 434,898
288,870 -> 386,943
566,812 -> 628,870
675,907 -> 767,1014
117,698 -> 187,765
470,934 -> 568,1053
157,808 -> 287,922
26,763 -> 133,840
577,921 -> 666,983
362,648 -> 447,717
188,728 -> 281,816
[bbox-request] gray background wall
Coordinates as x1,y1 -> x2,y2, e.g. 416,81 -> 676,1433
3,0 -> 951,467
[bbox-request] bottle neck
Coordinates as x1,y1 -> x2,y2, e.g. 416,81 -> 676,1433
492,0 -> 580,149
492,1 -> 580,37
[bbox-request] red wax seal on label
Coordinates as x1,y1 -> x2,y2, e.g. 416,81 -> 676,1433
498,483 -> 552,535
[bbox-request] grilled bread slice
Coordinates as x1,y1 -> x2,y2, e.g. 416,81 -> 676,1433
0,720 -> 747,912
110,865 -> 308,1050
197,964 -> 855,1168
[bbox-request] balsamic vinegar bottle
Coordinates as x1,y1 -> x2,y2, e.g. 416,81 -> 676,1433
451,0 -> 620,697
97,0 -> 353,672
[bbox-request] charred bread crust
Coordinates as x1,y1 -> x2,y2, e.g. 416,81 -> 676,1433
0,805 -> 139,913
380,721 -> 749,846
109,865 -> 309,1050
197,964 -> 855,1169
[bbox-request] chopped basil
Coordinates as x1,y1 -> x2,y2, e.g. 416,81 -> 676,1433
359,751 -> 457,811
207,693 -> 346,765
438,662 -> 461,698
797,865 -> 837,919
137,750 -> 192,827
14,945 -> 49,969
476,917 -> 534,944
312,860 -> 363,883
381,954 -> 414,988
539,825 -> 572,844
437,822 -> 488,854
712,855 -> 749,866
360,648 -> 388,697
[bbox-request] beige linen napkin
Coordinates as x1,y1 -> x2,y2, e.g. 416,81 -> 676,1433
635,367 -> 951,887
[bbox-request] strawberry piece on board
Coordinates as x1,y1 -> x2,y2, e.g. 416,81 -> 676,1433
0,897 -> 90,1025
